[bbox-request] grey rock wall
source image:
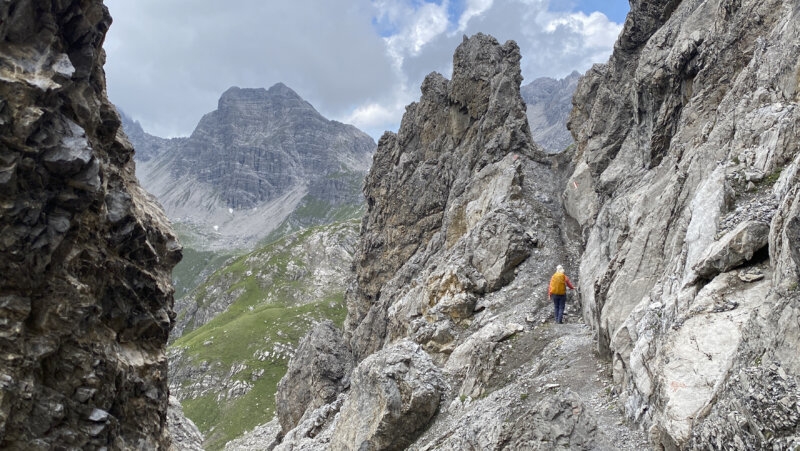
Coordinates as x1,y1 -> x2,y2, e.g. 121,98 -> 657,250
0,1 -> 180,449
566,0 -> 800,447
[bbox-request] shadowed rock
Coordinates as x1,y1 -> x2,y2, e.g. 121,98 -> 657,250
0,1 -> 180,448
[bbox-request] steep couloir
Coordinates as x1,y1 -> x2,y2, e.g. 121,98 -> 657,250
0,1 -> 180,449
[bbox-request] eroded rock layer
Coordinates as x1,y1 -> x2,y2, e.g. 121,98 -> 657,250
0,2 -> 180,449
567,0 -> 800,447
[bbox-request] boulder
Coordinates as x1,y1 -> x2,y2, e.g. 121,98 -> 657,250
329,340 -> 445,451
693,220 -> 770,279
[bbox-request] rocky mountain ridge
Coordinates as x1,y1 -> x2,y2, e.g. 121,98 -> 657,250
264,1 -> 800,447
129,83 -> 375,251
521,71 -> 580,153
266,33 -> 648,451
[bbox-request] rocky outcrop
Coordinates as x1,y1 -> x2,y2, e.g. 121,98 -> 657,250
566,0 -> 800,447
0,1 -> 180,449
329,340 -> 444,451
276,321 -> 353,434
168,396 -> 204,451
521,71 -> 580,153
134,83 -> 375,250
224,419 -> 281,451
345,33 -> 554,362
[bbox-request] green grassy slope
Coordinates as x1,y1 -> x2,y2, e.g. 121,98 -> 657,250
169,220 -> 358,450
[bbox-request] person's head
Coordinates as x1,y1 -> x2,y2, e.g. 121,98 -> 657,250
556,265 -> 564,273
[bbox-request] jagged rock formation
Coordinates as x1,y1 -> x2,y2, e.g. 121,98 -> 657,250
0,1 -> 180,449
133,84 -> 375,250
566,0 -> 800,448
521,71 -> 580,153
269,33 -> 649,451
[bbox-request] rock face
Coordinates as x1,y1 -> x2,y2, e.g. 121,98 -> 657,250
566,0 -> 800,447
132,83 -> 375,250
0,1 -> 180,449
276,321 -> 353,434
345,33 -> 549,362
521,71 -> 580,153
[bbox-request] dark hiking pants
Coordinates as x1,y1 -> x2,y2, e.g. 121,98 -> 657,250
552,294 -> 566,323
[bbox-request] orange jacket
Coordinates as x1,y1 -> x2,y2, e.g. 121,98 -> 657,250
548,272 -> 574,296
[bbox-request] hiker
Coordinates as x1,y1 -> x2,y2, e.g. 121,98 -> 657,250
548,265 -> 574,324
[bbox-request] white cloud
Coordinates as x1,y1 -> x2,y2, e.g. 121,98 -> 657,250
345,101 -> 406,135
457,0 -> 495,32
104,0 -> 624,141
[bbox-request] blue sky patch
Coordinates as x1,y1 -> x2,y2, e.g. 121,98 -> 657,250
551,0 -> 629,23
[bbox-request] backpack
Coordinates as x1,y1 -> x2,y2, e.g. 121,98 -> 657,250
550,272 -> 566,295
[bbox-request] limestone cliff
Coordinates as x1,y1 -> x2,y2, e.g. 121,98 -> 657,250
0,1 -> 180,449
566,0 -> 800,448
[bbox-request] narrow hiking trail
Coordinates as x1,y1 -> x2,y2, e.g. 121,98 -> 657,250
524,320 -> 651,450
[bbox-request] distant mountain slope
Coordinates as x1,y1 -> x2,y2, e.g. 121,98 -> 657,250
168,220 -> 359,450
521,71 -> 580,153
119,110 -> 185,162
125,83 -> 375,251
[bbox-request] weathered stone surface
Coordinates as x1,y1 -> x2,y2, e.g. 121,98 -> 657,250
168,396 -> 204,451
224,419 -> 281,451
0,1 -> 180,449
566,0 -> 800,447
693,220 -> 770,279
329,340 -> 445,451
688,357 -> 800,450
271,32 -> 647,451
276,321 -> 353,435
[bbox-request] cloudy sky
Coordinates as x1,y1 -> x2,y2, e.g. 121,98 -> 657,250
104,0 -> 628,140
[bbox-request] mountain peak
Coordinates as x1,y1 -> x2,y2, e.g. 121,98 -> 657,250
267,82 -> 299,97
217,83 -> 304,110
